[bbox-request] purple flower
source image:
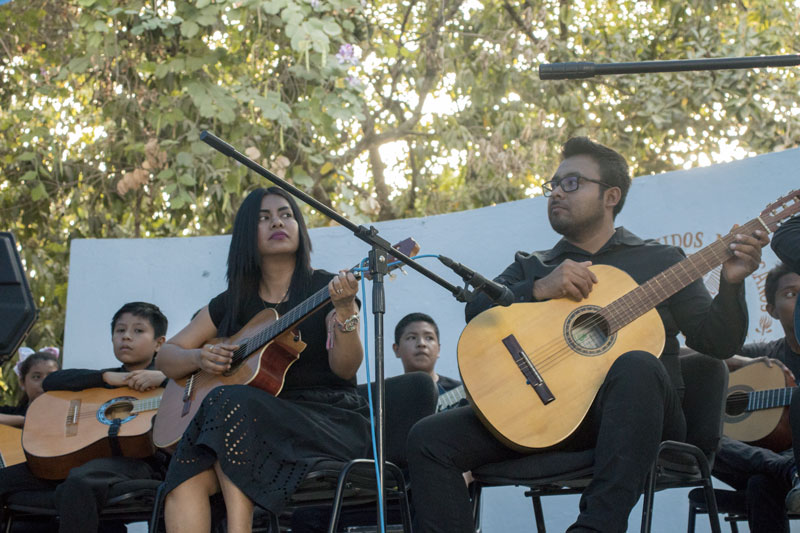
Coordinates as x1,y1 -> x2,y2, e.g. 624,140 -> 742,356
310,0 -> 320,8
336,44 -> 359,66
346,74 -> 362,89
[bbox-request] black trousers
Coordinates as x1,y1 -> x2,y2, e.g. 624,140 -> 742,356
407,351 -> 686,533
0,457 -> 161,533
713,436 -> 793,533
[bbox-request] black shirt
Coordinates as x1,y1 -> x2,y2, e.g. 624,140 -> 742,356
42,360 -> 162,392
464,227 -> 749,393
208,269 -> 358,392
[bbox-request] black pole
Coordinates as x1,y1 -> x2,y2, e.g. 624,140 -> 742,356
539,54 -> 800,80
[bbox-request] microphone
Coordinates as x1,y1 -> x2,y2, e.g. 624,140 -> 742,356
438,255 -> 514,307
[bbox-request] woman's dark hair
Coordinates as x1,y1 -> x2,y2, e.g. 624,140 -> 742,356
17,350 -> 59,406
218,187 -> 313,336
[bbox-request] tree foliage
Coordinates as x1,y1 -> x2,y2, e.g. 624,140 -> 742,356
1,0 -> 798,398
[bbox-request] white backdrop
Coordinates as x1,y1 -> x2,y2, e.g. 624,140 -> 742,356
63,146 -> 800,532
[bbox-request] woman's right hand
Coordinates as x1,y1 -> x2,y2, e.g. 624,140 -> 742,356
195,343 -> 239,374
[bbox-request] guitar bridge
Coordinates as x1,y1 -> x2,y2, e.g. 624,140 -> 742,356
502,334 -> 555,405
66,399 -> 81,437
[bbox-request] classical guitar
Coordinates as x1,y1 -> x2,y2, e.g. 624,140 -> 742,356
22,387 -> 161,479
153,238 -> 420,448
724,360 -> 795,452
0,425 -> 25,468
458,189 -> 800,450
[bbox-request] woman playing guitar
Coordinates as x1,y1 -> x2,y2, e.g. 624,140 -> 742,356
156,187 -> 370,533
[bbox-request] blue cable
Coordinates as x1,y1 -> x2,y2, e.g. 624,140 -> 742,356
359,261 -> 386,533
354,252 -> 440,533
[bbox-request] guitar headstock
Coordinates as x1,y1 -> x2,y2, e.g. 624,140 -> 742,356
360,237 -> 420,281
760,189 -> 800,232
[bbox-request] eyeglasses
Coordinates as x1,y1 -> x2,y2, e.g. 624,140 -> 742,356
542,173 -> 611,197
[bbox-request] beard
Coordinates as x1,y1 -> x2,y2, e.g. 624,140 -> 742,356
548,195 -> 607,241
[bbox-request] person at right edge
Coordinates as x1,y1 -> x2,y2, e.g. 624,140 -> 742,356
406,137 -> 768,532
774,212 -> 800,513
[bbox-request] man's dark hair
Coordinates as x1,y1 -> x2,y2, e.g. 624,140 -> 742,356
765,262 -> 794,308
111,302 -> 168,338
394,312 -> 440,345
561,137 -> 631,218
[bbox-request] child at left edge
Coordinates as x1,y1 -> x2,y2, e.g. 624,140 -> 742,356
0,301 -> 170,533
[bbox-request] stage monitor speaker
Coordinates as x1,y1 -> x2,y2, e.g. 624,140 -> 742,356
0,232 -> 38,362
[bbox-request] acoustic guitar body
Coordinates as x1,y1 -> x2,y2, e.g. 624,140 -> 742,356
724,361 -> 794,452
458,264 -> 665,450
152,308 -> 307,448
23,387 -> 162,479
0,425 -> 24,468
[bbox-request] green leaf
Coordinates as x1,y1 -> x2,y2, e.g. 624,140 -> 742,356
322,20 -> 342,37
178,173 -> 196,186
30,183 -> 47,201
181,21 -> 200,38
21,170 -> 38,181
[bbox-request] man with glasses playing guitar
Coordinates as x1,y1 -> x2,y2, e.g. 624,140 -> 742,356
407,137 -> 770,533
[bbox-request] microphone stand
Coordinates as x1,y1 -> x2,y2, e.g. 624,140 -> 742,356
539,54 -> 800,80
200,131 -> 477,526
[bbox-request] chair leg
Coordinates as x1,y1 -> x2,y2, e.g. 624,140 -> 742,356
687,503 -> 697,533
148,482 -> 167,533
531,495 -> 546,533
699,479 -> 722,533
639,464 -> 658,533
470,482 -> 483,533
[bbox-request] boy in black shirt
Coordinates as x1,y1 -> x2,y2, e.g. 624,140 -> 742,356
0,301 -> 168,533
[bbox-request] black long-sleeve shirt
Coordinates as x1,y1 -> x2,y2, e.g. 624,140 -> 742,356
464,227 -> 749,393
42,361 -> 161,392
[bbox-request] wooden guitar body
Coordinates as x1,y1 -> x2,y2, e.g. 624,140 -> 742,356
22,387 -> 162,479
0,425 -> 24,468
152,308 -> 307,448
458,264 -> 665,450
724,361 -> 795,452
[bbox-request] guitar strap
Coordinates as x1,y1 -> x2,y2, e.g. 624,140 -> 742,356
108,419 -> 123,456
794,297 -> 799,346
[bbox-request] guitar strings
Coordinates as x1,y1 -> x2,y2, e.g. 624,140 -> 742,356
486,221 -> 757,378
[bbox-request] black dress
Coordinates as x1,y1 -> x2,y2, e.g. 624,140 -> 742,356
163,270 -> 371,514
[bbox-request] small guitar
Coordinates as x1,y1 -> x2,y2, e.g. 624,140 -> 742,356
0,425 -> 25,468
437,384 -> 466,412
153,238 -> 420,448
22,387 -> 161,479
724,360 -> 795,452
458,189 -> 800,450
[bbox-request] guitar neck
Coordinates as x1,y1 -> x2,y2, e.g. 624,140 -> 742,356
746,386 -> 797,412
603,217 -> 768,333
132,396 -> 162,413
237,282 -> 336,360
437,384 -> 466,411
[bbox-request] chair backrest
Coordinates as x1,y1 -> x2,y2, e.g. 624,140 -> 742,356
357,372 -> 437,468
679,352 -> 729,455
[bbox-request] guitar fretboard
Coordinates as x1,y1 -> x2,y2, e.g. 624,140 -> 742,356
601,218 -> 767,333
132,396 -> 162,413
746,386 -> 796,412
437,384 -> 466,412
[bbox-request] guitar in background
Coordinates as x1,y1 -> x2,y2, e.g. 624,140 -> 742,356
0,425 -> 24,468
724,360 -> 795,453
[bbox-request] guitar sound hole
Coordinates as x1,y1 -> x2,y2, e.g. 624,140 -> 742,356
571,313 -> 609,350
725,392 -> 748,416
104,402 -> 134,420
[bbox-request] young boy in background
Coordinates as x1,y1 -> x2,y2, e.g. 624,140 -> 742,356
0,301 -> 169,533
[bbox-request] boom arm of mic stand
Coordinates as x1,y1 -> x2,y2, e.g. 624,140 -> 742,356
539,54 -> 800,80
